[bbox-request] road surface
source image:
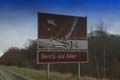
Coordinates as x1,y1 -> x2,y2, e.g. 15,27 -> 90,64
0,70 -> 32,80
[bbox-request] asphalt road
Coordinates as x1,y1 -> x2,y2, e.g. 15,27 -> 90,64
0,70 -> 32,80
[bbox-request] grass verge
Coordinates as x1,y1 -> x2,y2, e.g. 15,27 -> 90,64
0,65 -> 96,80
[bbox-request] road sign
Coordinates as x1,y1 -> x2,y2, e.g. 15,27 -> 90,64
37,12 -> 88,63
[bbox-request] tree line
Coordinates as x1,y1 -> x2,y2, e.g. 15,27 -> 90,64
0,24 -> 120,79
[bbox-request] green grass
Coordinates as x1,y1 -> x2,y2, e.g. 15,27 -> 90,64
0,65 -> 96,80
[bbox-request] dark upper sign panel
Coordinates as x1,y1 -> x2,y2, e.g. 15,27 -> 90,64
38,13 -> 87,40
38,12 -> 87,50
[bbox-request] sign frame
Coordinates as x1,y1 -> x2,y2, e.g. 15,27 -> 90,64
37,12 -> 88,64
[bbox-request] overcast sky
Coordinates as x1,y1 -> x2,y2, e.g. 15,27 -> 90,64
0,0 -> 120,55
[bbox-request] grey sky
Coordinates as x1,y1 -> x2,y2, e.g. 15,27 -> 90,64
0,0 -> 120,55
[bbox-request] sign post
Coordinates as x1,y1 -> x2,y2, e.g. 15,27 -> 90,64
37,12 -> 88,79
78,63 -> 81,80
47,63 -> 50,79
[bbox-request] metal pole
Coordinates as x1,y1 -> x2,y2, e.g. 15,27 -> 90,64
47,48 -> 50,80
78,63 -> 80,80
103,46 -> 106,80
47,63 -> 50,79
94,48 -> 100,79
